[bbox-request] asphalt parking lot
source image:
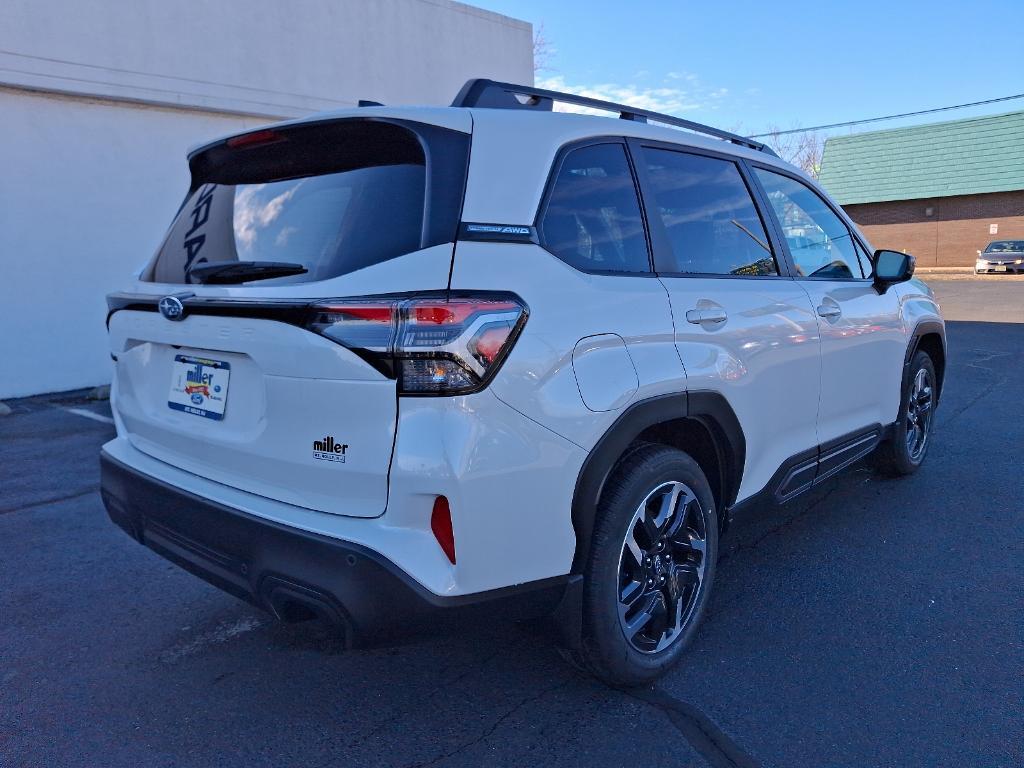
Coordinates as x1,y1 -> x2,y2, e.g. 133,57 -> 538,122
2,277 -> 1022,768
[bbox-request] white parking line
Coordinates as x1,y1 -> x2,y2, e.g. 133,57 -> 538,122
62,407 -> 115,425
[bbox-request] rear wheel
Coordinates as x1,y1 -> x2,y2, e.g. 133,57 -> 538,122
874,349 -> 937,476
580,444 -> 718,687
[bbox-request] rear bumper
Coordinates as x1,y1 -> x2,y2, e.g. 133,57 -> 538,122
99,450 -> 568,645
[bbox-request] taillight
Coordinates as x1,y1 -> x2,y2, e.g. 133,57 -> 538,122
307,293 -> 527,395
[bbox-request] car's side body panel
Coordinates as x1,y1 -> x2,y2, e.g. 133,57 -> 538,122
449,241 -> 686,451
799,280 -> 907,443
657,276 -> 822,502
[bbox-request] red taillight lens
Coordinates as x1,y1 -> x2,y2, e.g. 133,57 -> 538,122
308,301 -> 398,357
307,293 -> 527,395
431,496 -> 456,564
469,325 -> 513,366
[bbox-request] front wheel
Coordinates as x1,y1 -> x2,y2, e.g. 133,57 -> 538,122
580,444 -> 718,687
873,349 -> 937,476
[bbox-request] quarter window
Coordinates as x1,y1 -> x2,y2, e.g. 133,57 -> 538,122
855,239 -> 874,278
539,143 -> 650,273
754,168 -> 864,279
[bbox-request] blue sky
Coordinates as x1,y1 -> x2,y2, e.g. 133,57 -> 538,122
474,0 -> 1024,138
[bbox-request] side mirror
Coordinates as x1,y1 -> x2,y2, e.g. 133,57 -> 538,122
873,249 -> 915,293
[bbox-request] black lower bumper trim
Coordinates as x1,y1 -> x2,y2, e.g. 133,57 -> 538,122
100,451 -> 568,646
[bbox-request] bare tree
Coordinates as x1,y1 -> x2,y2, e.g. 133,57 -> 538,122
762,125 -> 824,179
533,23 -> 553,75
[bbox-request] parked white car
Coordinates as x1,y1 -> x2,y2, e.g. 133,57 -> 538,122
101,80 -> 946,685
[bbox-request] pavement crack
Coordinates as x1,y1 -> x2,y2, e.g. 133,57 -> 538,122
350,637 -> 528,758
626,687 -> 762,768
943,348 -> 1017,425
0,486 -> 99,516
404,678 -> 571,768
944,376 -> 1007,424
719,486 -> 837,566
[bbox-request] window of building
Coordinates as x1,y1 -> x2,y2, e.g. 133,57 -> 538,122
539,143 -> 650,273
753,168 -> 863,279
640,148 -> 777,276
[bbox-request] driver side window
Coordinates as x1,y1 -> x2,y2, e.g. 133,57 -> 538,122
753,168 -> 863,279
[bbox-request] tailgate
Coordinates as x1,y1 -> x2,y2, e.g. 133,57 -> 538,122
108,309 -> 396,517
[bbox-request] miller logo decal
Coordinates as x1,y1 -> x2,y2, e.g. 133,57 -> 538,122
313,436 -> 348,463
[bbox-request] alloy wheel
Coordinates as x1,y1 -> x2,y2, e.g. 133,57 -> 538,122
906,366 -> 934,461
616,481 -> 708,654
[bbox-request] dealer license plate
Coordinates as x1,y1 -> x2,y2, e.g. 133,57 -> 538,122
168,355 -> 231,420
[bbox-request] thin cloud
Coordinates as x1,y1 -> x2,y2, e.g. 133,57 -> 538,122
234,181 -> 302,253
537,75 -> 718,116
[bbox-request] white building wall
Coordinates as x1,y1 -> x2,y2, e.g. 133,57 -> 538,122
0,0 -> 532,398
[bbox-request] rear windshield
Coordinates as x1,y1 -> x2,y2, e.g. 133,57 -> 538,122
147,119 -> 467,284
985,240 -> 1024,253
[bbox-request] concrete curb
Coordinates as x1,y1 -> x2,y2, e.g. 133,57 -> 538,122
88,384 -> 111,401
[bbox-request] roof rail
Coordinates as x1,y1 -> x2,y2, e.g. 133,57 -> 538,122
452,78 -> 777,156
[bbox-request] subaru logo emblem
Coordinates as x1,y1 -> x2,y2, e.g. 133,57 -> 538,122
159,295 -> 186,321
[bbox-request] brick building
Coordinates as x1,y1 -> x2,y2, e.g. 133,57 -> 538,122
818,110 -> 1024,267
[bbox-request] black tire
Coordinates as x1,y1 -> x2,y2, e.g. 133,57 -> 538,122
873,349 -> 937,476
580,444 -> 718,687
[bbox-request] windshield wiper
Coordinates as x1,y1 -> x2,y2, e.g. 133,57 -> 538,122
187,261 -> 307,285
730,219 -> 771,253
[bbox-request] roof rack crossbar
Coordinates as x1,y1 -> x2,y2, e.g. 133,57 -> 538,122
452,79 -> 776,156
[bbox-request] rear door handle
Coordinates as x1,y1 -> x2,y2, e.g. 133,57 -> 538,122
816,304 -> 842,319
686,308 -> 728,325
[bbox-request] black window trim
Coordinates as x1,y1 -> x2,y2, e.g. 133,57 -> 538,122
533,136 -> 659,277
744,160 -> 875,283
625,137 -> 794,281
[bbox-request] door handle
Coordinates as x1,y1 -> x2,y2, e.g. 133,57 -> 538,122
686,308 -> 728,325
816,304 -> 842,320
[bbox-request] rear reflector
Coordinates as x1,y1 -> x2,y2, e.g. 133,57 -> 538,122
431,496 -> 456,564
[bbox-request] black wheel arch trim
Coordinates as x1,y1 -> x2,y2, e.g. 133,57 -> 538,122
904,320 -> 946,401
569,390 -> 745,575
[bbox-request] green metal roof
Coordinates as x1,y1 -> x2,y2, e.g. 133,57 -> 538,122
818,109 -> 1024,205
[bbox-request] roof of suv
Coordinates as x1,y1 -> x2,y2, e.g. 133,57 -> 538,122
461,107 -> 796,223
189,80 -> 803,224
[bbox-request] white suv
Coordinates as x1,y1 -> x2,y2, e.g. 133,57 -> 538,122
100,80 -> 945,685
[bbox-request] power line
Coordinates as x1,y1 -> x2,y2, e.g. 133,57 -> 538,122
0,48 -> 355,105
749,93 -> 1024,137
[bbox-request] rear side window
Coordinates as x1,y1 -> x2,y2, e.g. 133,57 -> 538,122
640,148 -> 777,276
148,120 -> 466,284
539,143 -> 650,273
